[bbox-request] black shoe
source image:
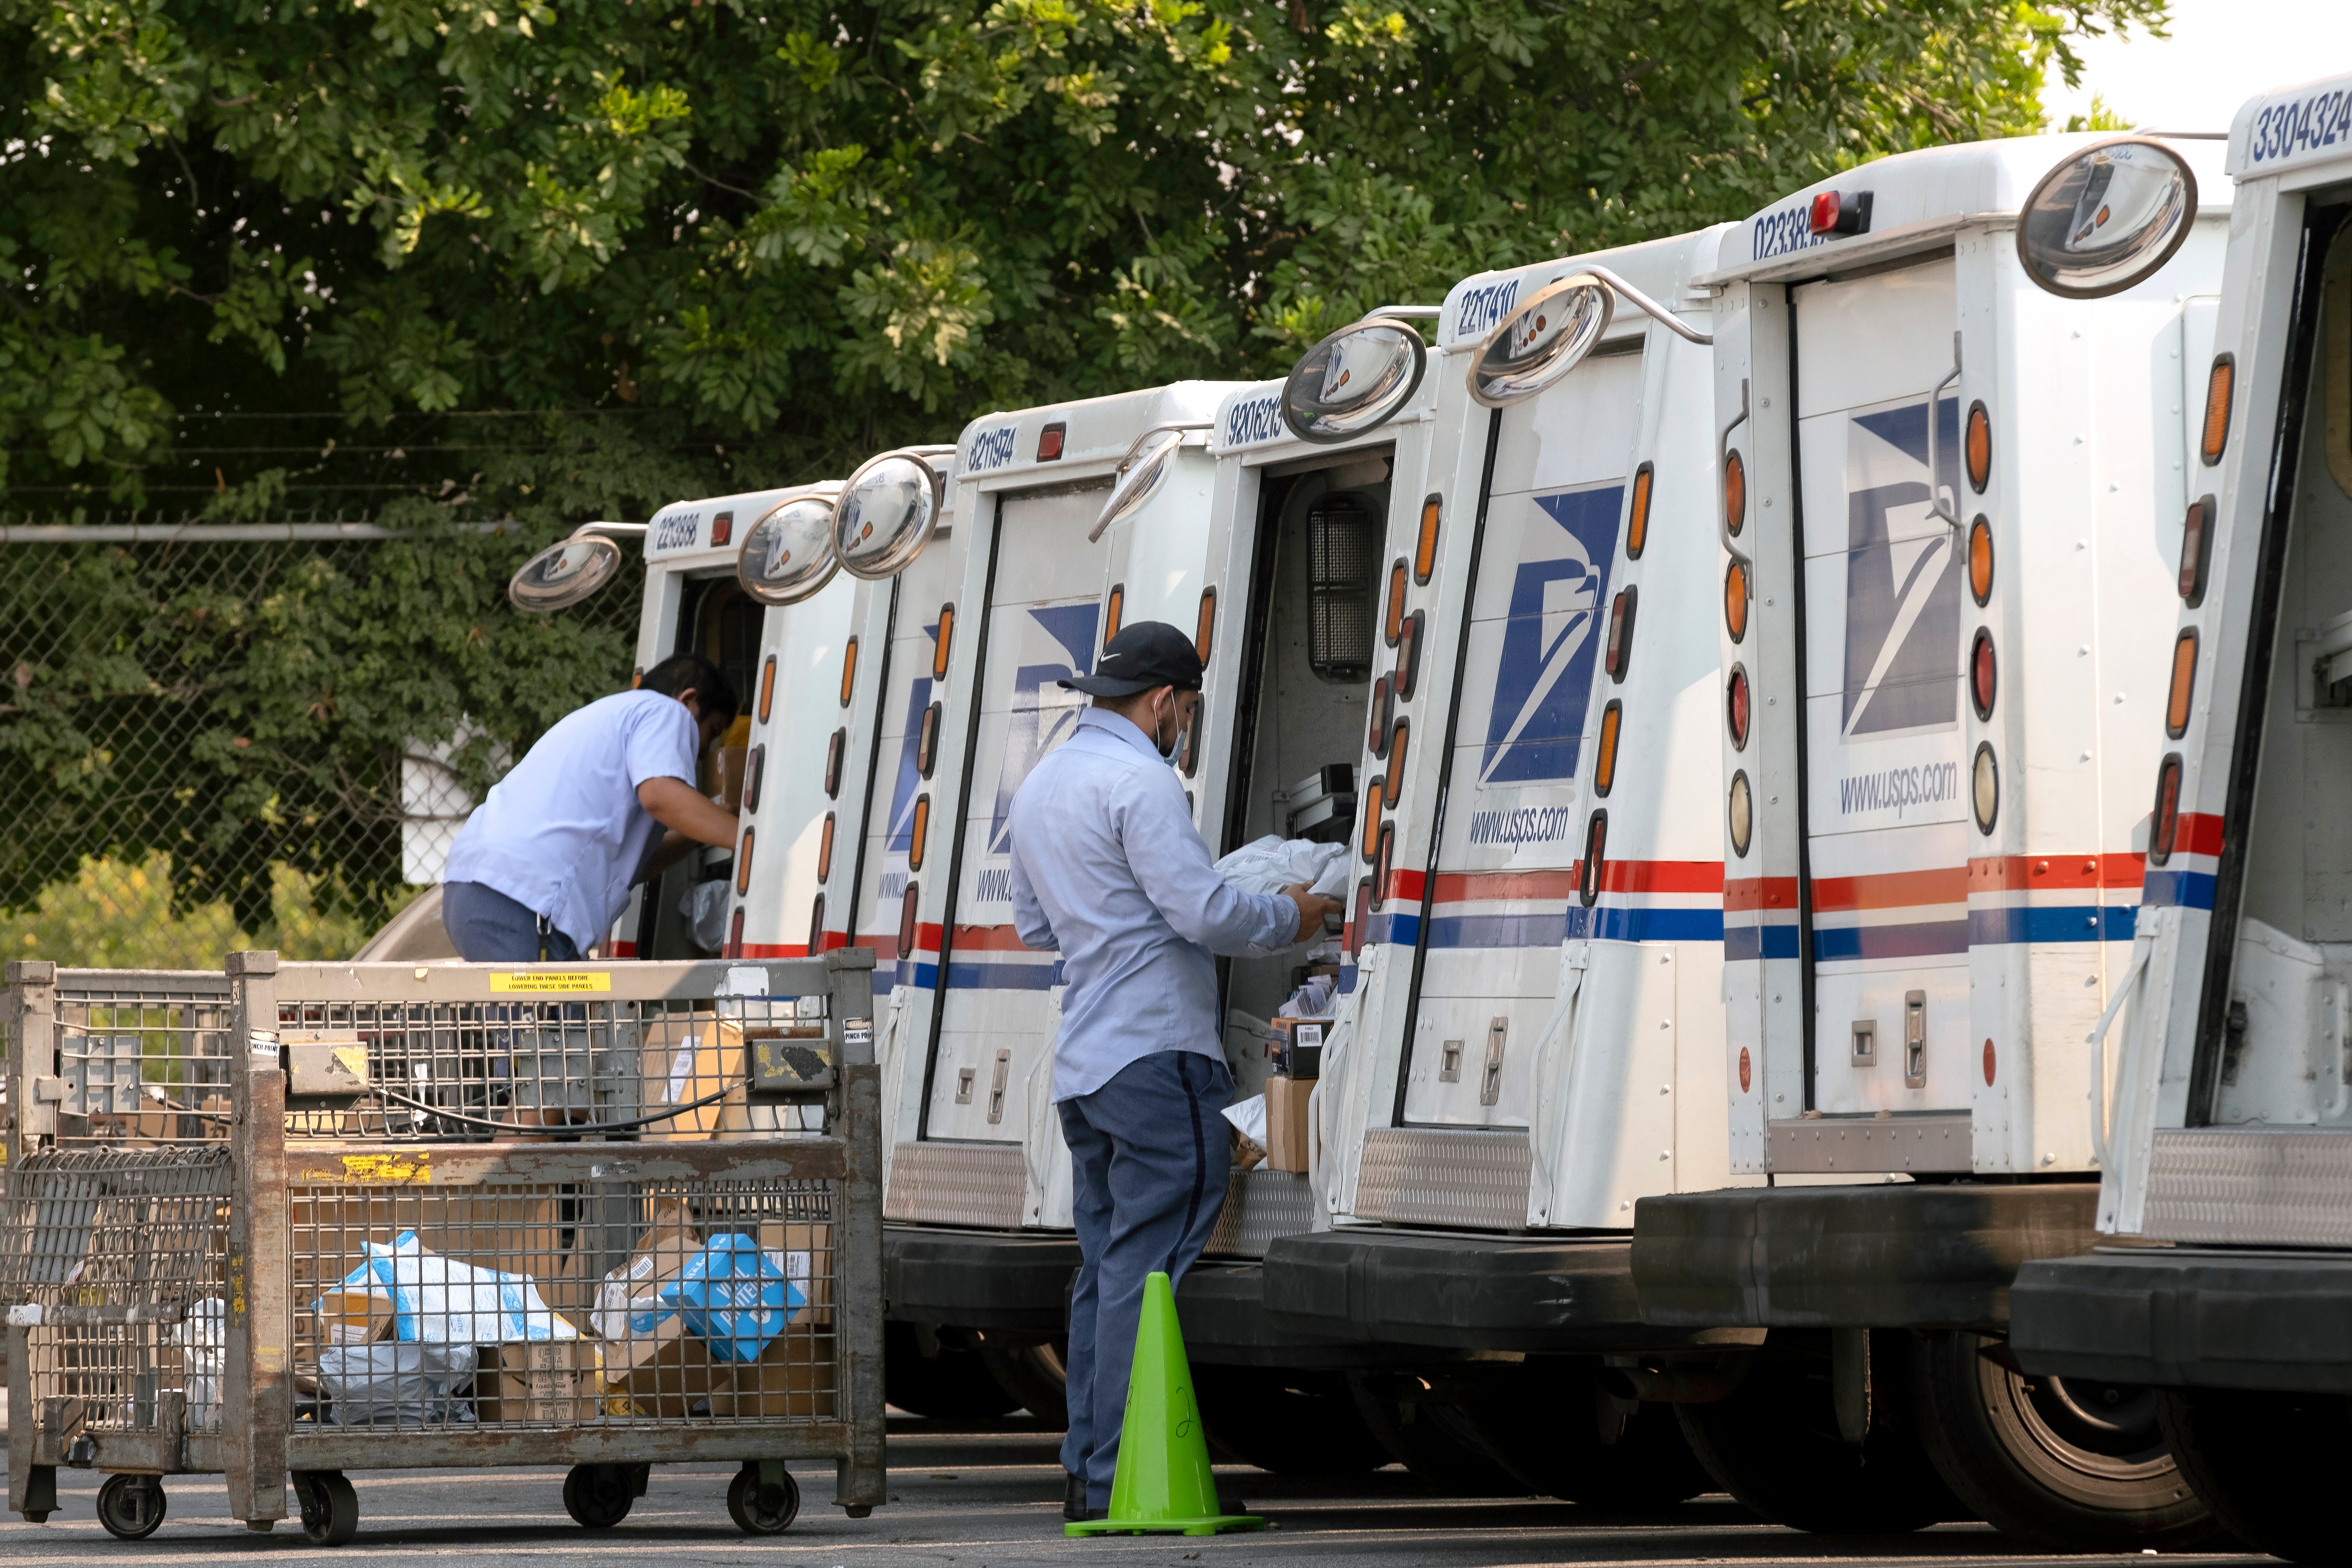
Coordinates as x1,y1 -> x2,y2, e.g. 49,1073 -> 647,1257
1063,1473 -> 1089,1522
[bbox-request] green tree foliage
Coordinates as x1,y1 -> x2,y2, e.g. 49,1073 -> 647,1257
0,0 -> 2164,955
3,0 -> 2166,508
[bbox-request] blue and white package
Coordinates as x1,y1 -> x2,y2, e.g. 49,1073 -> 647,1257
658,1234 -> 808,1363
325,1232 -> 578,1345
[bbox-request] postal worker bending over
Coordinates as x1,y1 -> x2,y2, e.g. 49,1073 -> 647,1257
442,653 -> 744,962
1005,622 -> 1340,1521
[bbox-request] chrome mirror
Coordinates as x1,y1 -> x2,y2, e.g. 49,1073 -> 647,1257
833,451 -> 946,580
508,530 -> 625,612
737,493 -> 841,605
1281,319 -> 1428,443
1468,274 -> 1615,406
1089,425 -> 1205,542
2017,137 -> 2198,299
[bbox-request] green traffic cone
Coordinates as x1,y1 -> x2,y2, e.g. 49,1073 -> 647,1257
1064,1271 -> 1265,1538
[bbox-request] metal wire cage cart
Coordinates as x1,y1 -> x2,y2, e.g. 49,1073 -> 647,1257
5,950 -> 885,1545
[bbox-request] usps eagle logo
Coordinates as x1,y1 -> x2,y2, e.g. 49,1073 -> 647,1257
987,598 -> 1101,853
1841,397 -> 1962,741
1479,485 -> 1624,784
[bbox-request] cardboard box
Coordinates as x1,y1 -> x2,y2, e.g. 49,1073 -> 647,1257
640,1014 -> 792,1140
604,1311 -> 731,1418
1264,1074 -> 1316,1174
715,746 -> 750,810
754,1222 -> 833,1327
474,1339 -> 599,1423
314,1289 -> 395,1347
721,1328 -> 836,1420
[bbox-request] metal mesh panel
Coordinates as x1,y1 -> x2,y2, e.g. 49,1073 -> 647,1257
270,992 -> 826,1140
0,1147 -> 233,1444
284,1179 -> 839,1435
44,972 -> 236,1149
1307,494 -> 1377,683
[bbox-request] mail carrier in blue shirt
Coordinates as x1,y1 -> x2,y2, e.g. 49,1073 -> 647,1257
1003,620 -> 1339,1522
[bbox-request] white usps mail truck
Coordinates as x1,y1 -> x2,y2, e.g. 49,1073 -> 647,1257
2008,76 -> 2352,1568
863,386 -> 1248,1406
1254,227 -> 1750,1503
1632,134 -> 2229,1550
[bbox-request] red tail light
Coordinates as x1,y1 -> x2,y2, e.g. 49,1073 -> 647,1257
1808,190 -> 1872,236
1578,812 -> 1608,906
808,894 -> 826,955
899,883 -> 920,955
726,906 -> 745,959
2150,755 -> 2183,864
2179,495 -> 2215,606
2166,631 -> 2197,738
1727,665 -> 1750,750
1605,588 -> 1637,681
1970,629 -> 1996,720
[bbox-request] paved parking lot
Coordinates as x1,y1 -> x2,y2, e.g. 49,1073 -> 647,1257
0,1418 -> 2272,1567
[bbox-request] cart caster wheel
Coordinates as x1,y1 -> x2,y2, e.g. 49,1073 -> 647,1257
96,1475 -> 168,1540
563,1464 -> 639,1529
845,1504 -> 872,1519
727,1464 -> 800,1534
295,1470 -> 359,1547
23,1513 -> 53,1525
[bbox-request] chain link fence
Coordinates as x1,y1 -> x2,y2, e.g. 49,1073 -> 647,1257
0,514 -> 640,967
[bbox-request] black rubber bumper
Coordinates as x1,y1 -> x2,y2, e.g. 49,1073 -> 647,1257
883,1226 -> 1399,1362
1632,1182 -> 2100,1331
2012,1248 -> 2352,1393
884,1225 -> 1080,1332
1261,1229 -> 1746,1352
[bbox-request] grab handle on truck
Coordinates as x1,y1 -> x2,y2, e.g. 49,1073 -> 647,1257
2087,935 -> 2154,1168
1925,331 -> 1964,536
1719,378 -> 1754,593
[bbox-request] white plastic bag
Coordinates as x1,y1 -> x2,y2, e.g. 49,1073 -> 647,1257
318,1342 -> 478,1427
683,878 -> 732,951
1214,835 -> 1349,900
332,1231 -> 578,1344
1220,1094 -> 1268,1147
173,1298 -> 227,1431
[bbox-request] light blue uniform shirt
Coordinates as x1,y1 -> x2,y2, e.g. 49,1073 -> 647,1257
444,690 -> 701,954
1007,708 -> 1297,1101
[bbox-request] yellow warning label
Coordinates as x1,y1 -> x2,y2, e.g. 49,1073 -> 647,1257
488,971 -> 612,993
333,1045 -> 369,1080
336,1152 -> 430,1185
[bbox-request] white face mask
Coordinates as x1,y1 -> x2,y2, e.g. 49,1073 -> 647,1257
1151,692 -> 1181,759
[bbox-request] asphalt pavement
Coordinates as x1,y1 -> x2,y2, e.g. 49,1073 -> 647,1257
0,1416 -> 2274,1567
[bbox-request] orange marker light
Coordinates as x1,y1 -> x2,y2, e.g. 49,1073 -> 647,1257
758,655 -> 777,724
909,794 -> 932,870
1415,495 -> 1441,583
2200,355 -> 2233,465
1361,776 -> 1385,860
1594,701 -> 1622,795
1385,721 -> 1409,809
839,638 -> 859,708
1104,584 -> 1125,645
1627,463 -> 1654,559
1968,516 -> 1994,605
933,604 -> 955,680
1965,401 -> 1991,493
1724,451 -> 1746,537
1386,559 -> 1408,647
1724,561 -> 1749,642
817,812 -> 836,881
2166,630 -> 2197,738
1194,586 -> 1217,661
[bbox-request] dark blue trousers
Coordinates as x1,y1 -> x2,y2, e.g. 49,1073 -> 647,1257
1056,1048 -> 1232,1508
441,880 -> 582,963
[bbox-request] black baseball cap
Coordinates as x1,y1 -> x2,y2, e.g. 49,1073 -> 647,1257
1059,620 -> 1204,697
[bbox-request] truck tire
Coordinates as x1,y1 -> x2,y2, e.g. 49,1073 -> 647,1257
1910,1330 -> 2211,1551
1459,1358 -> 1710,1508
978,1335 -> 1069,1428
2157,1386 -> 2347,1564
1195,1366 -> 1389,1476
1675,1330 -> 1963,1534
884,1322 -> 1020,1418
1347,1372 -> 1526,1496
